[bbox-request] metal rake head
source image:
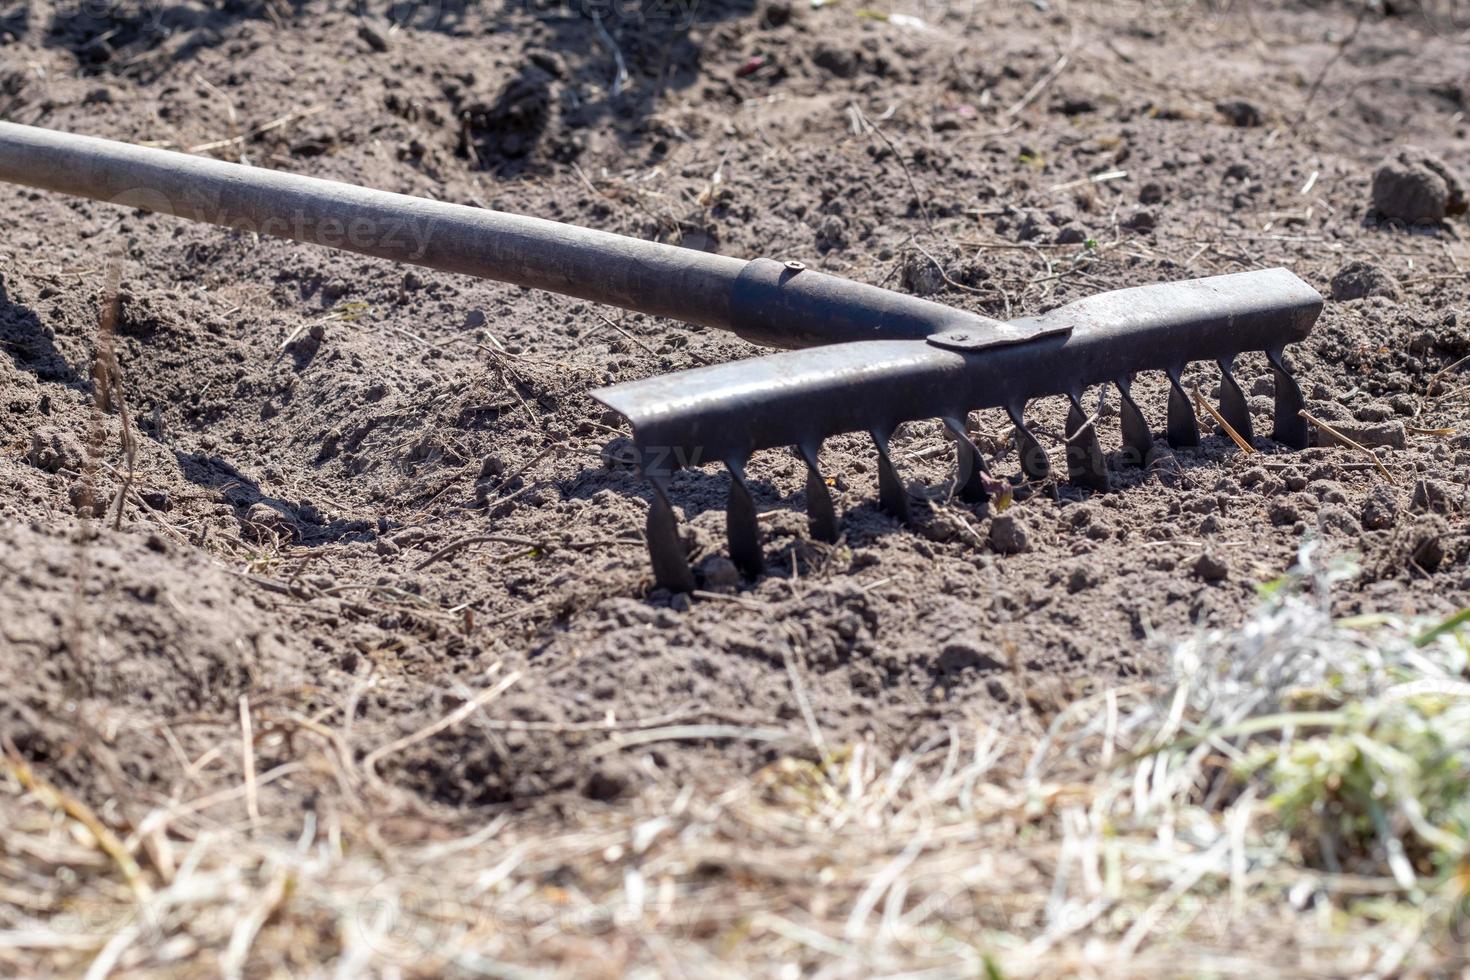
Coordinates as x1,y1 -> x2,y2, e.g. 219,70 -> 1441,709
593,269 -> 1324,591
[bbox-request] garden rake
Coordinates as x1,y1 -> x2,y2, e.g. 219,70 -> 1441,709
0,122 -> 1324,591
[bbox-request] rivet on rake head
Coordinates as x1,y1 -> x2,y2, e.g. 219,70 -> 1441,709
1267,348 -> 1309,449
1165,366 -> 1201,449
1215,356 -> 1254,445
645,477 -> 695,593
1115,377 -> 1153,467
869,428 -> 911,522
941,415 -> 991,503
1064,395 -> 1109,491
797,442 -> 840,543
725,458 -> 763,579
783,260 -> 805,272
1006,404 -> 1051,481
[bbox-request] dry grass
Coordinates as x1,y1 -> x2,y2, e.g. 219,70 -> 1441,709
3,545 -> 1469,977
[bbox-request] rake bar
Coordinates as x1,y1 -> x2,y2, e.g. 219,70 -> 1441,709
595,269 -> 1321,589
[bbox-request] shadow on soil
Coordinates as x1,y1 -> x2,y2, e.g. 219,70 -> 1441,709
28,0 -> 756,170
0,276 -> 83,385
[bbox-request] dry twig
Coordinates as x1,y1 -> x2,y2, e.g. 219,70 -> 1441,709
1299,409 -> 1395,483
1192,386 -> 1255,454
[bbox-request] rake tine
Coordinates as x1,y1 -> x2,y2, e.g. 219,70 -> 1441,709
1064,394 -> 1110,491
1165,367 -> 1201,449
941,415 -> 991,503
870,428 -> 912,522
798,443 -> 840,543
1116,377 -> 1152,467
1267,348 -> 1309,449
725,459 -> 763,578
1216,356 -> 1254,444
1006,404 -> 1051,481
646,477 -> 696,593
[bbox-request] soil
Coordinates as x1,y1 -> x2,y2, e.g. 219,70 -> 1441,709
2,0 -> 1469,825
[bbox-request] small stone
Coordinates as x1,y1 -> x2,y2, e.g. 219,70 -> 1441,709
1066,565 -> 1097,593
763,0 -> 792,26
1318,504 -> 1358,535
1055,224 -> 1088,244
1361,486 -> 1399,530
937,641 -> 1005,674
1055,97 -> 1097,116
698,556 -> 741,592
1404,516 -> 1449,573
478,455 -> 506,480
1015,212 -> 1055,242
1411,478 -> 1461,514
1268,500 -> 1302,526
1354,402 -> 1394,423
308,322 -> 326,342
321,278 -> 349,303
815,214 -> 848,251
1216,99 -> 1264,127
25,428 -> 85,473
900,251 -> 945,296
1330,260 -> 1401,302
141,490 -> 172,512
812,42 -> 859,79
1124,208 -> 1157,232
68,482 -> 103,518
1371,148 -> 1467,224
357,22 -> 389,52
584,763 -> 630,801
921,515 -> 958,542
988,514 -> 1031,554
375,537 -> 401,556
1192,551 -> 1229,582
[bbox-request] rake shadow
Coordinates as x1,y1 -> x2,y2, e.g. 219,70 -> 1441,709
170,448 -> 376,546
0,276 -> 84,386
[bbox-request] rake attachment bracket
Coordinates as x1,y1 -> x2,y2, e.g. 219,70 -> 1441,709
926,320 -> 1073,352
